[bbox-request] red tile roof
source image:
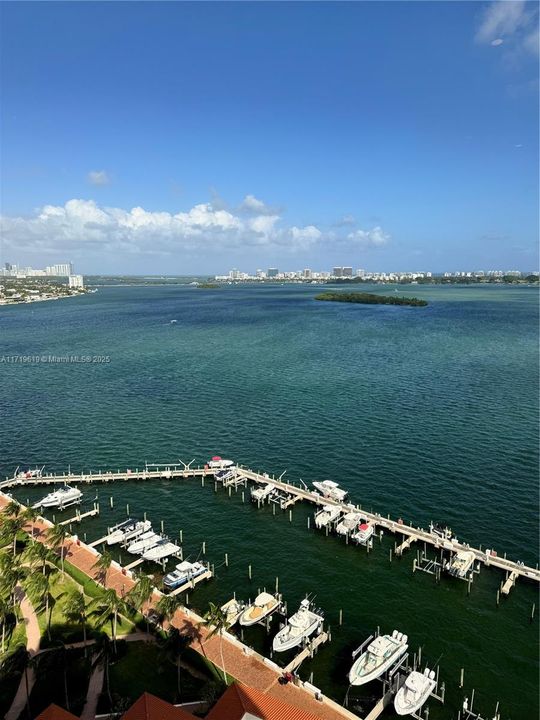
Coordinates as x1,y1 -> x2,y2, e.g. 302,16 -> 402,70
120,692 -> 194,720
35,705 -> 79,720
206,683 -> 325,720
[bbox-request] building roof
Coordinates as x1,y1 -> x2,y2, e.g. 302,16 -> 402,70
120,692 -> 194,720
35,705 -> 79,720
206,683 -> 324,720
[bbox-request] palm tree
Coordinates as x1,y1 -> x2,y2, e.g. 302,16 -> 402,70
90,589 -> 125,653
32,642 -> 71,711
63,589 -> 89,655
3,499 -> 22,518
25,572 -> 60,642
0,515 -> 26,556
92,633 -> 114,709
0,554 -> 28,616
22,507 -> 40,543
0,595 -> 16,653
158,627 -> 193,702
126,575 -> 154,633
155,594 -> 182,630
22,541 -> 57,576
199,602 -> 231,684
92,550 -> 112,587
46,524 -> 70,575
1,644 -> 32,719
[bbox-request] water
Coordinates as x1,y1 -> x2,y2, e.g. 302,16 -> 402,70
1,283 -> 538,719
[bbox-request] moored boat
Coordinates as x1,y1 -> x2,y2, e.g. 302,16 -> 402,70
446,550 -> 475,578
312,480 -> 348,502
208,456 -> 235,469
394,668 -> 436,716
314,504 -> 342,529
251,482 -> 275,502
272,599 -> 323,653
352,521 -> 374,545
335,512 -> 363,536
221,598 -> 246,627
106,519 -> 152,545
239,592 -> 281,627
33,485 -> 82,509
127,531 -> 161,554
142,538 -> 181,562
163,560 -> 207,589
349,630 -> 408,685
15,466 -> 45,480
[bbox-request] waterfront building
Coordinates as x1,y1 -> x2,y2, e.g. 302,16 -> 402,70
68,274 -> 84,289
267,267 -> 279,278
332,266 -> 343,277
342,266 -> 353,277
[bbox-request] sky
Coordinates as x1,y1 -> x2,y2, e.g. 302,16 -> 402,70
0,1 -> 538,275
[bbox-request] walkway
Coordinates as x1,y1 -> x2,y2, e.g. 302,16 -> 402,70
80,652 -> 104,720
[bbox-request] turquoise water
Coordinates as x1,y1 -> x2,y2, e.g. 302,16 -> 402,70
1,283 -> 538,719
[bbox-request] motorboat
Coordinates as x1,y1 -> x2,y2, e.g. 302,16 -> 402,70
314,504 -> 342,529
142,538 -> 181,562
349,631 -> 408,685
127,531 -> 161,554
33,485 -> 82,509
335,512 -> 363,536
239,592 -> 281,627
446,550 -> 475,579
312,480 -> 348,503
163,560 -> 207,590
429,522 -> 457,542
394,668 -> 436,716
221,598 -> 246,627
272,599 -> 323,653
352,522 -> 374,545
208,456 -> 235,469
15,465 -> 45,480
215,467 -> 236,483
251,482 -> 275,502
106,519 -> 152,545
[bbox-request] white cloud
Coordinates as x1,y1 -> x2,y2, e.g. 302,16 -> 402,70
347,226 -> 390,248
87,170 -> 111,186
476,1 -> 539,55
491,38 -> 504,47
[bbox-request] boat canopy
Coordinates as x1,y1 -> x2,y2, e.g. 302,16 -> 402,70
176,560 -> 197,572
254,591 -> 275,606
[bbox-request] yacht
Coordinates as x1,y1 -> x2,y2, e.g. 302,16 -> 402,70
352,522 -> 374,545
446,550 -> 475,579
239,592 -> 281,627
106,519 -> 152,545
163,560 -> 207,590
394,668 -> 436,716
127,531 -> 161,554
221,598 -> 245,628
272,599 -> 323,653
208,456 -> 235,469
251,482 -> 275,502
33,485 -> 82,509
15,466 -> 45,480
335,512 -> 363,537
142,538 -> 181,562
312,480 -> 348,503
314,504 -> 342,529
349,631 -> 408,685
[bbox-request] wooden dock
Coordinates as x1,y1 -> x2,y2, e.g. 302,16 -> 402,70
124,557 -> 145,571
501,570 -> 519,595
168,569 -> 213,597
58,505 -> 99,526
395,536 -> 416,556
283,631 -> 329,673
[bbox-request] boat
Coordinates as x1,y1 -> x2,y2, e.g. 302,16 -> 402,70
215,467 -> 236,483
352,522 -> 374,545
314,504 -> 342,529
335,512 -> 363,536
106,519 -> 152,545
446,550 -> 475,578
239,592 -> 281,627
312,480 -> 348,502
15,465 -> 45,480
348,631 -> 408,685
163,560 -> 207,589
251,482 -> 275,502
429,522 -> 457,542
221,598 -> 246,627
394,668 -> 436,716
272,599 -> 323,653
142,538 -> 181,562
33,485 -> 82,509
208,456 -> 235,469
127,531 -> 161,554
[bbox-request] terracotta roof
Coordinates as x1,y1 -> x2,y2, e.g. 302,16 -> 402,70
206,683 -> 325,720
120,692 -> 194,720
35,705 -> 79,720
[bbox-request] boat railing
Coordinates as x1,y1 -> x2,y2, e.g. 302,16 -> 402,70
352,633 -> 375,659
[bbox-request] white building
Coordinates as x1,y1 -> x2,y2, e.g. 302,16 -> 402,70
68,274 -> 84,289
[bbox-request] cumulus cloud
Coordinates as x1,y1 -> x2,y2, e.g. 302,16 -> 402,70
347,226 -> 390,248
476,1 -> 539,56
87,170 -> 111,186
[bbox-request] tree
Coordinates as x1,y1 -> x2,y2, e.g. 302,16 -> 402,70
199,602 -> 231,684
0,554 -> 28,616
155,594 -> 182,630
90,589 -> 125,653
126,575 -> 154,633
25,572 -> 61,642
22,507 -> 40,544
159,628 -> 193,702
92,550 -> 112,587
32,642 -> 71,711
92,634 -> 114,709
0,515 -> 26,556
0,595 -> 16,654
3,500 -> 22,518
22,541 -> 57,576
63,589 -> 88,656
0,644 -> 32,719
46,524 -> 70,575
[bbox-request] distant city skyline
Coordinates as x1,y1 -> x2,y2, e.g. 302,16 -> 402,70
1,2 -> 538,274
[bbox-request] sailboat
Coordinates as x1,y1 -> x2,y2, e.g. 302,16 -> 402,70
33,485 -> 82,509
238,592 -> 281,626
348,631 -> 408,685
272,599 -> 323,653
394,668 -> 436,715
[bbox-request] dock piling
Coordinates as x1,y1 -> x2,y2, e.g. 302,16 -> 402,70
225,553 -> 228,567
109,496 -> 114,509
460,667 -> 464,688
248,564 -> 252,580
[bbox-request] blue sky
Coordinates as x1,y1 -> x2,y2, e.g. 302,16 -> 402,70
1,1 -> 538,274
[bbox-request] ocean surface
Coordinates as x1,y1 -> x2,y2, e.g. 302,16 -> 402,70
1,283 -> 538,719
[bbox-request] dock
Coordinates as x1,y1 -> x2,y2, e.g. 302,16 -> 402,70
58,505 -> 99,526
501,570 -> 519,595
167,569 -> 213,597
283,631 -> 329,673
124,557 -> 145,571
396,536 -> 416,556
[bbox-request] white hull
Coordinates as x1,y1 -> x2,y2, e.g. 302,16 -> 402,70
272,601 -> 323,653
143,541 -> 180,561
394,670 -> 436,715
221,599 -> 245,628
312,480 -> 348,503
314,505 -> 342,528
349,632 -> 408,686
34,486 -> 82,509
107,520 -> 152,545
127,531 -> 160,554
239,592 -> 280,627
352,523 -> 374,545
251,483 -> 275,502
164,561 -> 206,589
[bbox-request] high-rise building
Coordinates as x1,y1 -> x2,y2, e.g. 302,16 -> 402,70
267,268 -> 279,278
342,267 -> 353,277
303,268 -> 312,279
68,274 -> 84,289
332,267 -> 343,277
47,262 -> 73,276
356,268 -> 365,278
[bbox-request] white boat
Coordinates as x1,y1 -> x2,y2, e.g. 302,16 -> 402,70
272,599 -> 323,653
215,467 -> 237,483
335,512 -> 363,536
446,550 -> 475,578
208,456 -> 235,469
142,539 -> 181,561
106,519 -> 152,545
251,483 -> 275,502
221,598 -> 245,627
348,631 -> 408,685
239,592 -> 281,627
429,522 -> 457,542
352,522 -> 374,545
394,668 -> 436,716
33,485 -> 82,509
127,531 -> 161,554
312,480 -> 348,502
163,560 -> 207,589
15,465 -> 45,480
314,504 -> 342,529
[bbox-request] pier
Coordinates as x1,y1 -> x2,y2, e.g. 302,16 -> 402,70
283,631 -> 329,673
57,504 -> 99,526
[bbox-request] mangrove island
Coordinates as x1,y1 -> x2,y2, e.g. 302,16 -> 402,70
315,292 -> 428,307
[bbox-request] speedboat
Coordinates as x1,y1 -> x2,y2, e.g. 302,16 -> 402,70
33,485 -> 82,509
349,631 -> 408,685
15,466 -> 45,480
215,467 -> 236,483
163,560 -> 207,590
106,519 -> 152,545
312,480 -> 348,502
221,598 -> 245,627
394,668 -> 436,716
314,504 -> 342,529
142,538 -> 181,562
251,482 -> 275,502
272,599 -> 323,653
239,592 -> 281,627
127,531 -> 161,554
335,512 -> 363,536
208,456 -> 235,469
446,550 -> 475,579
352,522 -> 374,545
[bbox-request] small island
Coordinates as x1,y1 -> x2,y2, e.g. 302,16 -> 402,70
196,282 -> 220,289
315,291 -> 428,307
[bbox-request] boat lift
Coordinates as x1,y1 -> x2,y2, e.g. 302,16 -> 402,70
413,546 -> 481,587
457,691 -> 501,720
